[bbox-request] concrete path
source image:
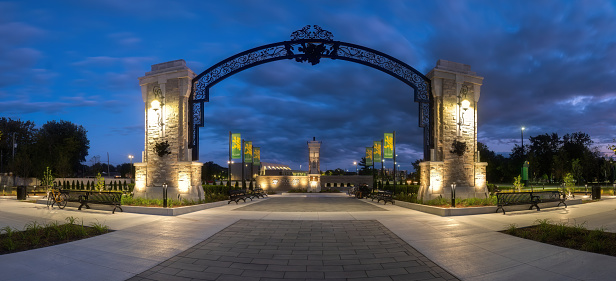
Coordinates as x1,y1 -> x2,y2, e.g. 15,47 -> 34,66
0,194 -> 616,280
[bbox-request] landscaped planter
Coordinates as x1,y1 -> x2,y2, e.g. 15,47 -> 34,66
36,198 -> 238,216
385,199 -> 583,216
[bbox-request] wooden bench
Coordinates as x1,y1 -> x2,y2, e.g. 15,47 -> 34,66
77,191 -> 123,214
496,191 -> 566,215
228,189 -> 250,204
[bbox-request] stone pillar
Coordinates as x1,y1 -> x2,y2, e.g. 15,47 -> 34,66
307,138 -> 322,192
133,60 -> 204,201
419,60 -> 488,201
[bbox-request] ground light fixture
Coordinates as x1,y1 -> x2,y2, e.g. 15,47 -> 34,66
162,183 -> 168,208
451,182 -> 457,208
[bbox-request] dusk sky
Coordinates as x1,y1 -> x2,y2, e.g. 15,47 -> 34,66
1,0 -> 615,172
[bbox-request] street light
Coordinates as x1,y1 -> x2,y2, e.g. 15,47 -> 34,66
354,161 -> 357,174
521,127 -> 525,149
128,155 -> 134,179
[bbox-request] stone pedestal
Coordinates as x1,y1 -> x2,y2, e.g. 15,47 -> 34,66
418,60 -> 488,201
133,60 -> 204,201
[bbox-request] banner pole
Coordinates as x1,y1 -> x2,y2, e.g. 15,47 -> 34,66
393,131 -> 396,195
228,131 -> 231,187
241,139 -> 245,189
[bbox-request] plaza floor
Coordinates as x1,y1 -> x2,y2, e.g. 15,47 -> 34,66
1,194 -> 616,280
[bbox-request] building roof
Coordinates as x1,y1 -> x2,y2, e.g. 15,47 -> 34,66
260,163 -> 291,170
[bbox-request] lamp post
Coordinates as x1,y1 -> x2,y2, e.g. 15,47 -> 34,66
521,127 -> 525,153
128,155 -> 134,179
457,85 -> 470,134
354,161 -> 357,174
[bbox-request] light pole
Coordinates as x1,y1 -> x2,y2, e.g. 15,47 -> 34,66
521,127 -> 525,152
354,161 -> 357,174
128,155 -> 134,179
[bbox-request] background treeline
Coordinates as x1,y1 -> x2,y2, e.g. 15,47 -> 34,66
480,132 -> 615,184
0,118 -> 90,178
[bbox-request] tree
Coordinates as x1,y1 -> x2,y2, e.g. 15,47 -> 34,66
527,133 -> 560,181
94,173 -> 105,191
357,157 -> 374,175
41,166 -> 54,190
571,159 -> 583,185
34,120 -> 90,177
202,161 -> 226,182
410,159 -> 423,184
0,118 -> 37,174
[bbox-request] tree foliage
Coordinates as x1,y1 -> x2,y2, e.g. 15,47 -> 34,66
0,118 -> 90,178
480,131 -> 613,184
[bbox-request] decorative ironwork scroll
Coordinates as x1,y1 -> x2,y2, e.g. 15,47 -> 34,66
190,25 -> 432,160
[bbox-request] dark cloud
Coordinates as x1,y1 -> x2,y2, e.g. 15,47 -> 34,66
3,0 -> 615,168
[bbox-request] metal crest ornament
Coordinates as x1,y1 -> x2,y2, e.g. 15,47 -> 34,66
189,26 -> 433,160
290,25 -> 334,41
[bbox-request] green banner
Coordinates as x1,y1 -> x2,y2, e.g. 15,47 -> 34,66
244,141 -> 252,162
366,147 -> 373,166
384,133 -> 394,159
253,147 -> 260,165
231,133 -> 241,159
373,141 -> 381,163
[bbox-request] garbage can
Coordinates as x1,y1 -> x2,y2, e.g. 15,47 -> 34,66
16,186 -> 27,200
591,184 -> 601,200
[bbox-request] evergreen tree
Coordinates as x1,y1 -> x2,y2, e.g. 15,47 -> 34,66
86,180 -> 90,190
80,181 -> 84,190
72,180 -> 75,190
234,181 -> 239,189
249,180 -> 253,190
113,181 -> 117,190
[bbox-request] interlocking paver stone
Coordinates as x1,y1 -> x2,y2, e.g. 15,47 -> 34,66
127,220 -> 458,280
233,197 -> 387,212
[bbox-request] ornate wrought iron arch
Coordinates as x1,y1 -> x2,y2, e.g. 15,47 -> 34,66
190,25 -> 432,160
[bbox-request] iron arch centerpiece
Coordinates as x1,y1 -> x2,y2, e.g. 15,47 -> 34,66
189,25 -> 432,160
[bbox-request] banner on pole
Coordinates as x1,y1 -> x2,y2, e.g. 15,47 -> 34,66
384,133 -> 394,159
231,133 -> 241,159
366,147 -> 373,166
253,147 -> 260,165
373,141 -> 381,163
244,141 -> 252,162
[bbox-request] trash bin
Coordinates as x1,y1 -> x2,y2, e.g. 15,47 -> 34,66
16,186 -> 27,200
591,184 -> 601,200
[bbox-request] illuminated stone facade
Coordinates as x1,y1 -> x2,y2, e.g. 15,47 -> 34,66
419,60 -> 488,201
133,60 -> 204,201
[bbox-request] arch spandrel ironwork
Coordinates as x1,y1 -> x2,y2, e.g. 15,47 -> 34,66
190,25 -> 432,160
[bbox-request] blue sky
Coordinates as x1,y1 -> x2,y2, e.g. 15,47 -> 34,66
1,0 -> 615,172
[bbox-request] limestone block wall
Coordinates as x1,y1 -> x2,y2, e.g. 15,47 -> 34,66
134,60 -> 203,201
419,60 -> 488,200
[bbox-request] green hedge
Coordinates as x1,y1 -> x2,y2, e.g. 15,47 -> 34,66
203,184 -> 241,195
380,185 -> 419,195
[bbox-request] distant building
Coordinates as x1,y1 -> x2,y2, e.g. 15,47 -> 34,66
255,138 -> 372,192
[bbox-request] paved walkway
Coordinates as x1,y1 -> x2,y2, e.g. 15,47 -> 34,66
1,194 -> 616,280
128,219 -> 455,281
